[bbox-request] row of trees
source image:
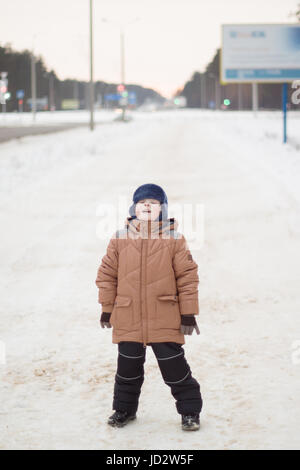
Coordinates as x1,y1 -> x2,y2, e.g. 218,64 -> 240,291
0,44 -> 164,112
177,6 -> 300,110
177,48 -> 298,110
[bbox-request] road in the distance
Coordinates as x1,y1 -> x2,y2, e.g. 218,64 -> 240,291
0,123 -> 89,143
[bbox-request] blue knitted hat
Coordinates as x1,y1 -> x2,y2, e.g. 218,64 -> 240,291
129,183 -> 168,221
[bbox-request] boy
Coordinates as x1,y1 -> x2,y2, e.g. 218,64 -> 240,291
95,183 -> 203,431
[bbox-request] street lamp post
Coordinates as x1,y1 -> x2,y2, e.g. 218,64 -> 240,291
208,72 -> 221,110
49,73 -> 55,111
31,52 -> 36,121
120,29 -> 127,121
89,0 -> 94,130
102,17 -> 140,121
31,34 -> 37,122
238,83 -> 243,111
121,29 -> 125,85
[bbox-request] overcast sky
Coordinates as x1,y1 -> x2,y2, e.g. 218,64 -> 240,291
1,0 -> 298,98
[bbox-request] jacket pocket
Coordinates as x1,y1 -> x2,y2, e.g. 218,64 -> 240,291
111,295 -> 133,330
155,294 -> 181,329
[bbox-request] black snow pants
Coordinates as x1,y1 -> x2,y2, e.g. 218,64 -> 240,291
112,341 -> 203,416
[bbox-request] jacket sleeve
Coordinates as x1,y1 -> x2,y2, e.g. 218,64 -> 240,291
172,234 -> 199,316
95,234 -> 118,313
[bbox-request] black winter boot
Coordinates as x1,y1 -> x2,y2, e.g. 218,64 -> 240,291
107,410 -> 137,428
181,413 -> 200,431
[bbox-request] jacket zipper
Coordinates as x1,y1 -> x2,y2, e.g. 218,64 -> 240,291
141,221 -> 152,348
140,237 -> 146,347
144,237 -> 148,347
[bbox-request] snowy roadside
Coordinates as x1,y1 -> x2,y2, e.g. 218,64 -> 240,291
0,109 -> 122,126
0,109 -> 299,449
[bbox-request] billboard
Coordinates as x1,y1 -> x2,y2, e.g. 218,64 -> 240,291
221,24 -> 300,84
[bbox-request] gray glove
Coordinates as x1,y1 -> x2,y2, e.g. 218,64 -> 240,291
180,314 -> 200,335
100,312 -> 112,328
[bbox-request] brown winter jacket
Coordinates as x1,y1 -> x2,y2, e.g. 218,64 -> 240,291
95,216 -> 199,345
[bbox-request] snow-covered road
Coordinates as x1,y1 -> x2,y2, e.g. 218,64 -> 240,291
0,109 -> 300,449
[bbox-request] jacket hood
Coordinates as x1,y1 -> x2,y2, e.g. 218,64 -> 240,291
125,216 -> 178,237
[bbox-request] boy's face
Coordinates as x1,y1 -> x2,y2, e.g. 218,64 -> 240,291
135,198 -> 161,221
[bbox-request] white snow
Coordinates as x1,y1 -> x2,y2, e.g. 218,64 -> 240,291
0,109 -> 121,126
0,108 -> 300,450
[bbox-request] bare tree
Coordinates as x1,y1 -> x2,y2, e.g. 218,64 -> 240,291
288,3 -> 300,20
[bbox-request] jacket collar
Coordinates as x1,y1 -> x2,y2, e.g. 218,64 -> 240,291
125,216 -> 178,238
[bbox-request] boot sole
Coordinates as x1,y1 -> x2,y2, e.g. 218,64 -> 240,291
182,424 -> 200,431
107,415 -> 137,428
